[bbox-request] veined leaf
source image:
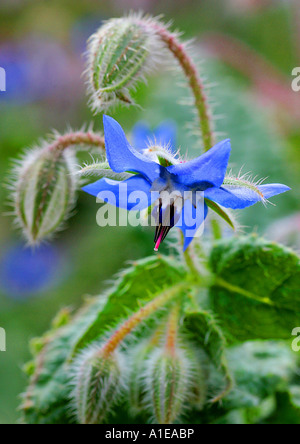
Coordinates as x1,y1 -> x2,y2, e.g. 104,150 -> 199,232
72,255 -> 186,355
225,341 -> 297,410
209,235 -> 300,341
21,255 -> 186,424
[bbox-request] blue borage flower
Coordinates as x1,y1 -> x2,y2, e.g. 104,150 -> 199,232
83,116 -> 290,251
0,244 -> 62,300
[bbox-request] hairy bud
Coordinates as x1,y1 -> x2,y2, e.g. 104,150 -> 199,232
70,346 -> 126,424
128,340 -> 156,414
144,346 -> 205,424
11,147 -> 77,245
86,14 -> 163,112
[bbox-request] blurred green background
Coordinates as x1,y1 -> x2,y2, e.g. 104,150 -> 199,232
0,0 -> 299,424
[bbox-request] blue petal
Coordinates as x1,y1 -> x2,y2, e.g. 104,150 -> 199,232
258,184 -> 291,198
204,183 -> 291,209
154,120 -> 177,153
82,175 -> 158,210
132,121 -> 151,151
167,139 -> 231,189
176,199 -> 208,251
103,115 -> 161,183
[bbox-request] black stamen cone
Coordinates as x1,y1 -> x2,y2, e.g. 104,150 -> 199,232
154,201 -> 176,248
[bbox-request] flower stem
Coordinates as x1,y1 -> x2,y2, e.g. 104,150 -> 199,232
145,20 -> 215,152
184,248 -> 200,279
180,233 -> 201,280
101,283 -> 187,357
48,131 -> 105,153
145,20 -> 223,241
211,218 -> 222,240
165,304 -> 180,355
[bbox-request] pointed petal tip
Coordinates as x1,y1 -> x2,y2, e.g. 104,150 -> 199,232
279,185 -> 291,193
219,138 -> 231,151
102,114 -> 110,122
213,138 -> 231,147
103,114 -> 116,129
258,183 -> 291,199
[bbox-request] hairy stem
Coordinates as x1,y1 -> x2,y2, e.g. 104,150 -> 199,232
48,131 -> 105,153
144,20 -> 215,152
101,283 -> 187,357
180,233 -> 201,280
165,304 -> 180,355
144,20 -> 223,240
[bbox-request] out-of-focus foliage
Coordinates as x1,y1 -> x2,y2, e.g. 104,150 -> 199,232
0,0 -> 299,424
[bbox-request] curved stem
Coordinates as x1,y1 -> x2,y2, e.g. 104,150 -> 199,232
101,282 -> 188,357
145,20 -> 215,152
145,20 -> 223,241
184,248 -> 200,279
48,131 -> 105,153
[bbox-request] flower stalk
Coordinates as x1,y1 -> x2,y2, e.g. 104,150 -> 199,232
165,304 -> 181,355
180,232 -> 203,280
48,131 -> 105,153
10,130 -> 105,245
140,19 -> 215,153
101,283 -> 187,357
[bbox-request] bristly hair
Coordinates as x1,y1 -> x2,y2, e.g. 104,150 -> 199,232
5,126 -> 106,246
6,137 -> 78,246
85,12 -> 170,114
224,168 -> 270,206
68,344 -> 128,424
141,342 -> 207,423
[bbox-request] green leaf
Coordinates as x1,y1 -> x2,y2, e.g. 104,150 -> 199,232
225,341 -> 297,410
72,255 -> 186,355
289,386 -> 300,409
185,340 -> 299,424
263,392 -> 300,424
183,307 -> 233,402
209,235 -> 300,341
21,297 -> 108,424
21,255 -> 186,424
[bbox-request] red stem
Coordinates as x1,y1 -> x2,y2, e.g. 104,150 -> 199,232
48,131 -> 105,153
144,21 -> 215,152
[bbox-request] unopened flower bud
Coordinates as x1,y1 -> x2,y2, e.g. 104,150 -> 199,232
11,147 -> 77,245
128,340 -> 156,414
86,15 -> 162,112
70,346 -> 126,424
144,347 -> 202,424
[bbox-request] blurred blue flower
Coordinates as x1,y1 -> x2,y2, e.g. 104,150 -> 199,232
0,36 -> 77,104
132,120 -> 177,153
0,244 -> 63,300
83,116 -> 290,251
